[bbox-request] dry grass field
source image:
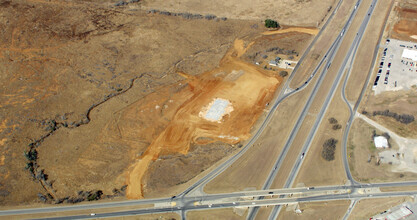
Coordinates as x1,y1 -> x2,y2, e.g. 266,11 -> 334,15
186,208 -> 245,220
293,89 -> 347,187
361,88 -> 417,138
347,118 -> 417,182
278,200 -> 351,220
140,0 -> 336,27
345,0 -> 393,102
0,0 -> 340,208
348,197 -> 412,220
0,0 -> 262,206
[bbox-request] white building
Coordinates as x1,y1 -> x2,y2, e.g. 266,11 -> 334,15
401,49 -> 417,61
374,136 -> 388,148
269,60 -> 278,66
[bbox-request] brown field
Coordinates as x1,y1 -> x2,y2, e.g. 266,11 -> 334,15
293,88 -> 348,187
0,0 -> 340,208
278,200 -> 351,220
380,185 -> 417,192
107,213 -> 181,220
347,118 -> 417,182
348,197 -> 412,220
139,0 -> 336,27
360,88 -> 417,138
391,3 -> 417,42
186,208 -> 245,220
0,0 -> 266,206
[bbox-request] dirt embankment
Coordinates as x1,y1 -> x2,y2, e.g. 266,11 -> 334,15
391,3 -> 417,42
126,39 -> 281,199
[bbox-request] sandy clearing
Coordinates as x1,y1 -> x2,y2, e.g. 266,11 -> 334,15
262,27 -> 319,36
126,39 -> 281,199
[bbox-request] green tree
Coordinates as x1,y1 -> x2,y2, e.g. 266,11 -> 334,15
265,19 -> 279,28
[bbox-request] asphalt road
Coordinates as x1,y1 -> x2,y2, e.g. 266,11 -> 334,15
38,190 -> 417,220
3,180 -> 417,218
2,0 -> 413,220
247,0 -> 365,218
266,0 -> 378,219
175,0 -> 346,199
340,0 -> 396,186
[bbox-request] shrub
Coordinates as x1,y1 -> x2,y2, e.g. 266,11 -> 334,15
321,138 -> 338,161
328,117 -> 338,124
279,71 -> 288,77
265,19 -> 279,28
332,124 -> 342,130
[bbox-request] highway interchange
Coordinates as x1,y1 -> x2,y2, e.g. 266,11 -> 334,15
3,0 -> 417,219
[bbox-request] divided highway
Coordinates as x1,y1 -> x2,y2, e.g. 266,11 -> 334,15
248,0 -> 364,218
266,0 -> 378,219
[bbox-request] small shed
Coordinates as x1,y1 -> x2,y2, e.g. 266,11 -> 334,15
269,60 -> 278,66
374,136 -> 388,148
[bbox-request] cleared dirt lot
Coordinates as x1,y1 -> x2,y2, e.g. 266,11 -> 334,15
391,3 -> 417,42
278,200 -> 351,220
140,0 -> 336,27
348,197 -> 413,220
127,40 -> 281,199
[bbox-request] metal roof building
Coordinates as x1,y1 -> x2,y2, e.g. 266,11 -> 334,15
374,136 -> 389,148
401,49 -> 417,61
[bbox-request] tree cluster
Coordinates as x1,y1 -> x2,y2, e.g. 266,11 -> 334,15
321,138 -> 338,161
372,110 -> 414,124
265,19 -> 279,28
279,71 -> 288,77
328,117 -> 342,130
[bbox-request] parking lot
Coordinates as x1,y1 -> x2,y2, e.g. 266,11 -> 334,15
372,38 -> 417,95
